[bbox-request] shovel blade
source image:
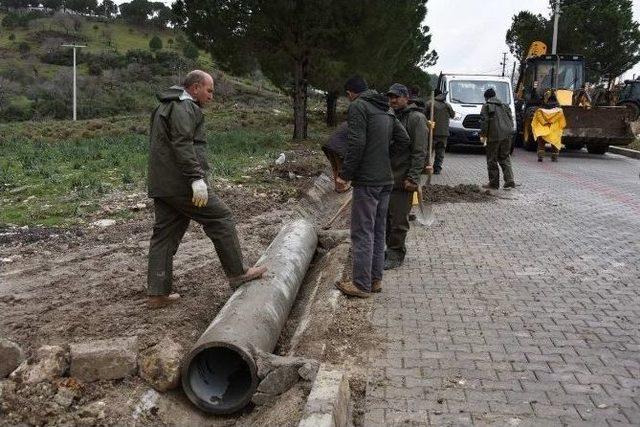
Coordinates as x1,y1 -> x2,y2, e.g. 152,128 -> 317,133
413,174 -> 435,227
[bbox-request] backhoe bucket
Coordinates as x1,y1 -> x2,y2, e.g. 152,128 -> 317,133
562,106 -> 635,146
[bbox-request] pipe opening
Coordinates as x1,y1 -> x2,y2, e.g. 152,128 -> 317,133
185,346 -> 255,413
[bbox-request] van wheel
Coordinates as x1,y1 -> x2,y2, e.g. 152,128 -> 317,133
586,144 -> 608,155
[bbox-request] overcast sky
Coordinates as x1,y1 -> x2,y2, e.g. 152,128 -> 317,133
423,0 -> 640,80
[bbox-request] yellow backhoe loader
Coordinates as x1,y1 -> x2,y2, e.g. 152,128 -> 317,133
514,41 -> 635,154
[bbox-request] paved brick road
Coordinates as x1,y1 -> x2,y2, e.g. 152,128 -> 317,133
364,148 -> 640,426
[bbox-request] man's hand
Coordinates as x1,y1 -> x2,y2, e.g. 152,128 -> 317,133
423,164 -> 433,174
427,120 -> 435,130
191,179 -> 208,207
335,176 -> 351,193
403,178 -> 418,192
480,136 -> 487,146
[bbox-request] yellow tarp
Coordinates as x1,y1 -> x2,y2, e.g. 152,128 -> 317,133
531,107 -> 567,150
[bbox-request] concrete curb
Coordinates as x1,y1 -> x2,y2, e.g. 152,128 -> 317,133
609,146 -> 640,159
298,365 -> 350,427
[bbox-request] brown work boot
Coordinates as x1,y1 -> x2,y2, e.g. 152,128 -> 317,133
503,181 -> 516,189
147,293 -> 181,308
372,280 -> 382,293
335,280 -> 371,298
481,183 -> 499,190
229,265 -> 268,289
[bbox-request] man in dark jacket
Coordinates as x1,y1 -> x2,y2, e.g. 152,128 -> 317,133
385,83 -> 428,270
147,70 -> 266,308
335,76 -> 410,298
425,89 -> 455,174
480,88 -> 516,190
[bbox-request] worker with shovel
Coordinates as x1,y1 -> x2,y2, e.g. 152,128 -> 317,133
424,88 -> 455,174
385,83 -> 429,270
146,70 -> 267,308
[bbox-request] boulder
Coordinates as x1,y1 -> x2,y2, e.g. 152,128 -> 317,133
138,337 -> 182,392
10,345 -> 67,384
70,337 -> 137,382
0,339 -> 25,378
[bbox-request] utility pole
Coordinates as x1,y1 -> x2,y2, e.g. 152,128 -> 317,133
61,44 -> 86,121
501,52 -> 507,77
552,0 -> 561,54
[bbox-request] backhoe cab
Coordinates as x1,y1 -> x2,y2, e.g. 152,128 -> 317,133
515,42 -> 635,154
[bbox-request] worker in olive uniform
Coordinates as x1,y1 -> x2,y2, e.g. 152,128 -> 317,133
480,88 -> 516,190
425,88 -> 455,174
147,70 -> 266,308
335,76 -> 410,298
385,83 -> 428,270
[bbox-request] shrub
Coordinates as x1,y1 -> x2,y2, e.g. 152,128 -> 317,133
88,63 -> 102,76
8,33 -> 15,41
149,35 -> 162,51
0,96 -> 34,121
183,43 -> 199,60
126,49 -> 154,65
18,42 -> 30,56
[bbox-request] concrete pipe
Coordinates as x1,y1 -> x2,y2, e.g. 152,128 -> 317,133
182,219 -> 317,414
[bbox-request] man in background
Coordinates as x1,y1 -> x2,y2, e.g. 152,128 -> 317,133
479,88 -> 516,190
425,88 -> 455,174
385,83 -> 428,270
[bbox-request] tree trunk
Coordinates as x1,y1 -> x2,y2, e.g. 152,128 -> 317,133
292,57 -> 309,141
326,90 -> 338,127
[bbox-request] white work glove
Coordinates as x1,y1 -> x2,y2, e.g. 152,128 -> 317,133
480,136 -> 487,146
191,179 -> 208,208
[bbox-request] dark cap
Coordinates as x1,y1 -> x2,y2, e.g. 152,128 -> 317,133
484,88 -> 496,99
386,83 -> 409,98
344,75 -> 368,94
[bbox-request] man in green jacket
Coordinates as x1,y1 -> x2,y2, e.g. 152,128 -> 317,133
425,89 -> 455,174
480,88 -> 516,189
147,70 -> 266,308
335,76 -> 410,298
385,83 -> 428,270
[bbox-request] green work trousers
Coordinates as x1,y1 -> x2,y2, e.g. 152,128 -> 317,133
486,138 -> 514,187
147,194 -> 245,296
385,189 -> 413,262
433,136 -> 447,172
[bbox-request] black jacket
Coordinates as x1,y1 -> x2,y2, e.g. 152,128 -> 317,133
340,90 -> 410,186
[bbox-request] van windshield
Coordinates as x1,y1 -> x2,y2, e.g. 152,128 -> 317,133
449,81 -> 511,105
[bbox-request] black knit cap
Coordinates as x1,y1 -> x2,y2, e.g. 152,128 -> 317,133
484,88 -> 496,99
344,75 -> 368,94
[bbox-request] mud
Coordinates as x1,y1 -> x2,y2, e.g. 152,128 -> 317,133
0,151 -> 334,425
423,184 -> 495,204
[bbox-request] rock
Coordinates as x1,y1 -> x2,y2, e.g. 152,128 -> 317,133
79,400 -> 106,420
54,386 -> 78,408
92,219 -> 116,228
138,337 -> 182,392
10,345 -> 68,384
0,339 -> 25,378
251,391 -> 278,406
317,229 -> 350,250
251,350 -> 319,405
256,365 -> 300,395
70,337 -> 138,382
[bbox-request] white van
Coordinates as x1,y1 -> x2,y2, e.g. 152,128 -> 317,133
437,74 -> 517,146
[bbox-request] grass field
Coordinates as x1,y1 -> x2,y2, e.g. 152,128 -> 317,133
0,103 -> 330,226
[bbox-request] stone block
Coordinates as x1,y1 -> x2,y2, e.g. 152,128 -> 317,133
70,337 -> 137,382
299,365 -> 350,427
139,337 -> 182,392
0,339 -> 25,378
10,345 -> 67,384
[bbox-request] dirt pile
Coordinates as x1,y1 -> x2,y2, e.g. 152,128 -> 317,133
423,184 -> 495,204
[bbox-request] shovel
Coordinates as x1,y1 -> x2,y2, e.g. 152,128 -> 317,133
412,90 -> 436,227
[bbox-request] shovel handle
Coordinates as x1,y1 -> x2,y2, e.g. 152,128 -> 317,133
323,195 -> 352,229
